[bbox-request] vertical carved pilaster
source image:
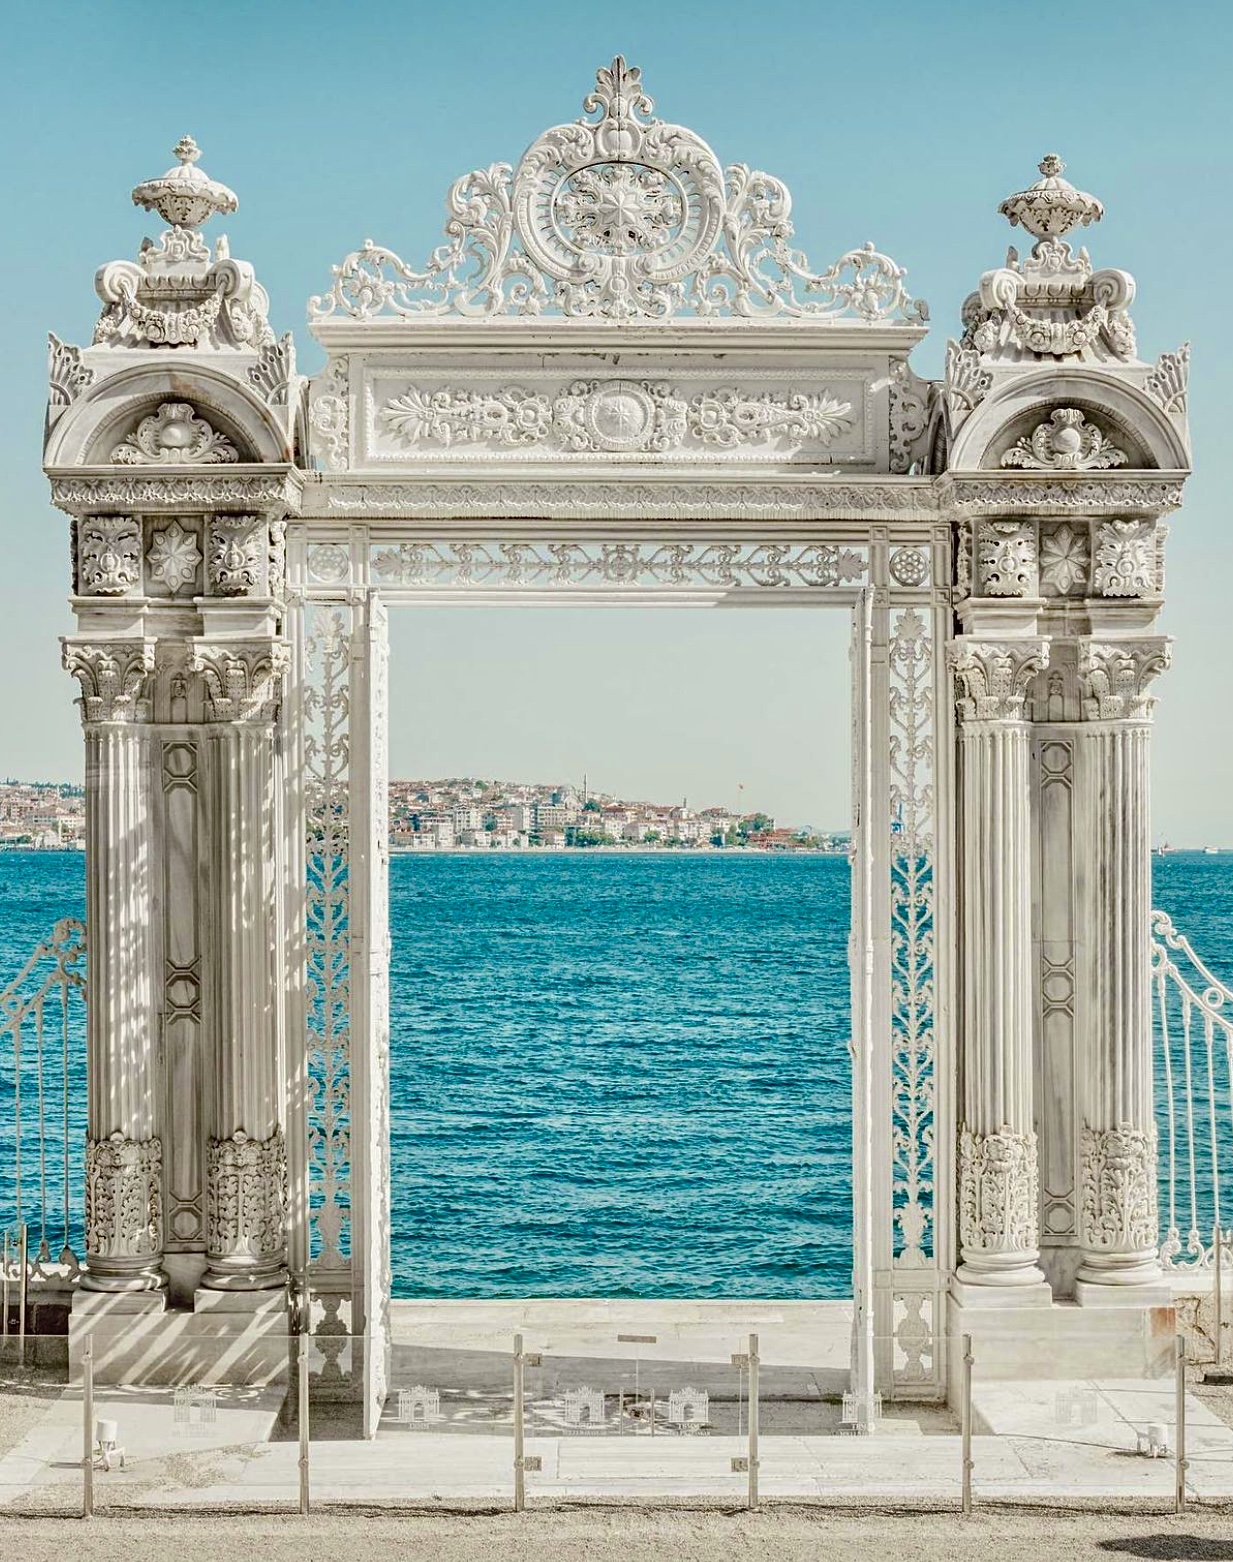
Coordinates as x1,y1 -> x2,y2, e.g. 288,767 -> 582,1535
1075,639 -> 1170,1298
63,639 -> 166,1292
191,641 -> 290,1291
951,639 -> 1051,1295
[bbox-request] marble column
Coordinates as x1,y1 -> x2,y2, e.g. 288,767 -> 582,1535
1075,639 -> 1171,1302
192,643 -> 289,1292
63,639 -> 166,1293
952,639 -> 1051,1298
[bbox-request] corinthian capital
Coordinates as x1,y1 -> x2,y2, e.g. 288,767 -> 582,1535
949,638 -> 1048,723
62,638 -> 155,724
188,640 -> 290,723
1078,639 -> 1171,721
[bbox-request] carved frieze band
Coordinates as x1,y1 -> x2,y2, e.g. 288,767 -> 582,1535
62,639 -> 155,724
967,518 -> 1162,600
85,1132 -> 163,1258
205,1128 -> 288,1264
188,642 -> 290,723
1080,1123 -> 1158,1253
73,514 -> 285,600
1077,640 -> 1171,721
958,1126 -> 1039,1254
51,474 -> 299,517
950,639 -> 1048,723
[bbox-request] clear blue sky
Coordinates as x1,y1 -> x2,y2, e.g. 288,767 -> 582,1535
3,0 -> 1229,833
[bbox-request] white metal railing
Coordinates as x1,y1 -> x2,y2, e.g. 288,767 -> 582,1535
0,918 -> 86,1298
1152,909 -> 1233,1273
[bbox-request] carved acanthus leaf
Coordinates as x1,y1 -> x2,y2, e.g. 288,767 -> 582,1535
206,1128 -> 288,1265
950,639 -> 1048,723
976,520 -> 1037,597
1080,1123 -> 1157,1252
189,641 -> 290,722
1093,519 -> 1157,597
1078,640 -> 1170,721
86,1132 -> 163,1259
208,515 -> 267,596
77,515 -> 142,596
47,333 -> 95,425
62,639 -> 155,724
959,1126 -> 1039,1254
247,332 -> 296,405
1145,343 -> 1190,415
943,341 -> 990,427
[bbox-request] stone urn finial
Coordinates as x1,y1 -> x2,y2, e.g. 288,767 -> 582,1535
998,153 -> 1104,242
131,136 -> 239,229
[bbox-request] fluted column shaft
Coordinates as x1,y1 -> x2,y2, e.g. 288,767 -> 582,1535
1075,641 -> 1170,1298
63,641 -> 166,1293
195,646 -> 288,1291
953,640 -> 1049,1293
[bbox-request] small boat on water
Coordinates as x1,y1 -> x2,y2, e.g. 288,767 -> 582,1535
1204,845 -> 1221,855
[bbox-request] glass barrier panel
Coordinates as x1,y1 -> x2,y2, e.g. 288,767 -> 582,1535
968,1324 -> 1177,1505
82,1332 -> 301,1514
523,1322 -> 745,1500
0,1333 -> 82,1516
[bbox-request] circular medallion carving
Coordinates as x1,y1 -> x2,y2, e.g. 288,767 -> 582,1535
583,382 -> 655,452
889,546 -> 929,588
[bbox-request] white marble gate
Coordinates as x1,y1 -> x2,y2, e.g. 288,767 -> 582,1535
44,60 -> 1190,1428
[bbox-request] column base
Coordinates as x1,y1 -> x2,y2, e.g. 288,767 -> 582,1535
198,1258 -> 288,1293
80,1258 -> 167,1295
1075,1247 -> 1169,1306
951,1275 -> 1054,1309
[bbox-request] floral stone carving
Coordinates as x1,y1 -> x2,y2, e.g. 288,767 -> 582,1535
1001,408 -> 1127,472
206,1128 -> 288,1274
208,515 -> 267,596
1039,523 -> 1090,595
146,519 -> 202,594
1078,640 -> 1170,721
62,641 -> 155,724
77,515 -> 142,595
1080,1124 -> 1157,1253
951,640 -> 1048,723
86,1132 -> 163,1261
959,1126 -> 1039,1254
112,402 -> 238,466
977,521 -> 1037,597
189,642 -> 289,722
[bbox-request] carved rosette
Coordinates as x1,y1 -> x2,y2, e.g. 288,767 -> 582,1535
189,642 -> 290,722
204,1128 -> 288,1289
77,515 -> 142,596
1080,1124 -> 1158,1255
208,515 -> 268,596
950,639 -> 1048,723
1078,640 -> 1171,721
959,1126 -> 1039,1255
84,1131 -> 165,1290
62,640 -> 155,724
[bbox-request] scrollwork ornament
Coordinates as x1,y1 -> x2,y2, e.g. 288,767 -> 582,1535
1001,408 -> 1128,472
86,1132 -> 163,1260
310,358 -> 349,471
206,1128 -> 288,1268
111,402 -> 239,466
959,1126 -> 1039,1254
189,641 -> 290,722
1078,639 -> 1170,721
1080,1123 -> 1157,1253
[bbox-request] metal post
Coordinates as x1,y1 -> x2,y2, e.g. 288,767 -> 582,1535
1215,1226 -> 1224,1365
961,1333 -> 973,1515
2,1228 -> 9,1338
17,1223 -> 27,1359
1175,1333 -> 1188,1515
82,1342 -> 94,1519
748,1332 -> 760,1513
298,1334 -> 310,1516
513,1332 -> 525,1512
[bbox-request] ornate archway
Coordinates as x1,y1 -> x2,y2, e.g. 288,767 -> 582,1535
45,63 -> 1190,1432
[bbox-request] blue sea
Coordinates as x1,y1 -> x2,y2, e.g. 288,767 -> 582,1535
1,849 -> 1230,1295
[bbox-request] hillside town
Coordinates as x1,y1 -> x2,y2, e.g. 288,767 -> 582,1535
0,776 -> 847,853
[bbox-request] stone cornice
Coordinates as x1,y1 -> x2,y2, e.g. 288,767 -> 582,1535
939,471 -> 1187,519
49,464 -> 304,518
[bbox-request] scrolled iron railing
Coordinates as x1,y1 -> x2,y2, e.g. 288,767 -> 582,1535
1152,908 -> 1233,1274
0,917 -> 87,1300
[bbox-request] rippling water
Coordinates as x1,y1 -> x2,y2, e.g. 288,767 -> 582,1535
0,848 -> 1230,1296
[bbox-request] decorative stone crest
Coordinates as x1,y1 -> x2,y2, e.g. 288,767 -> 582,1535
1039,522 -> 1090,595
1001,408 -> 1127,472
112,402 -> 239,466
62,640 -> 155,723
131,135 -> 238,228
85,1132 -> 163,1277
1078,640 -> 1170,721
247,333 -> 297,406
309,57 -> 926,324
888,361 -> 931,474
943,341 -> 991,427
146,519 -> 202,594
1093,519 -> 1156,597
1080,1123 -> 1157,1253
958,1126 -> 1039,1254
77,515 -> 142,595
310,358 -> 349,471
189,642 -> 290,722
950,639 -> 1048,723
205,1128 -> 288,1283
976,520 -> 1037,596
208,515 -> 267,596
